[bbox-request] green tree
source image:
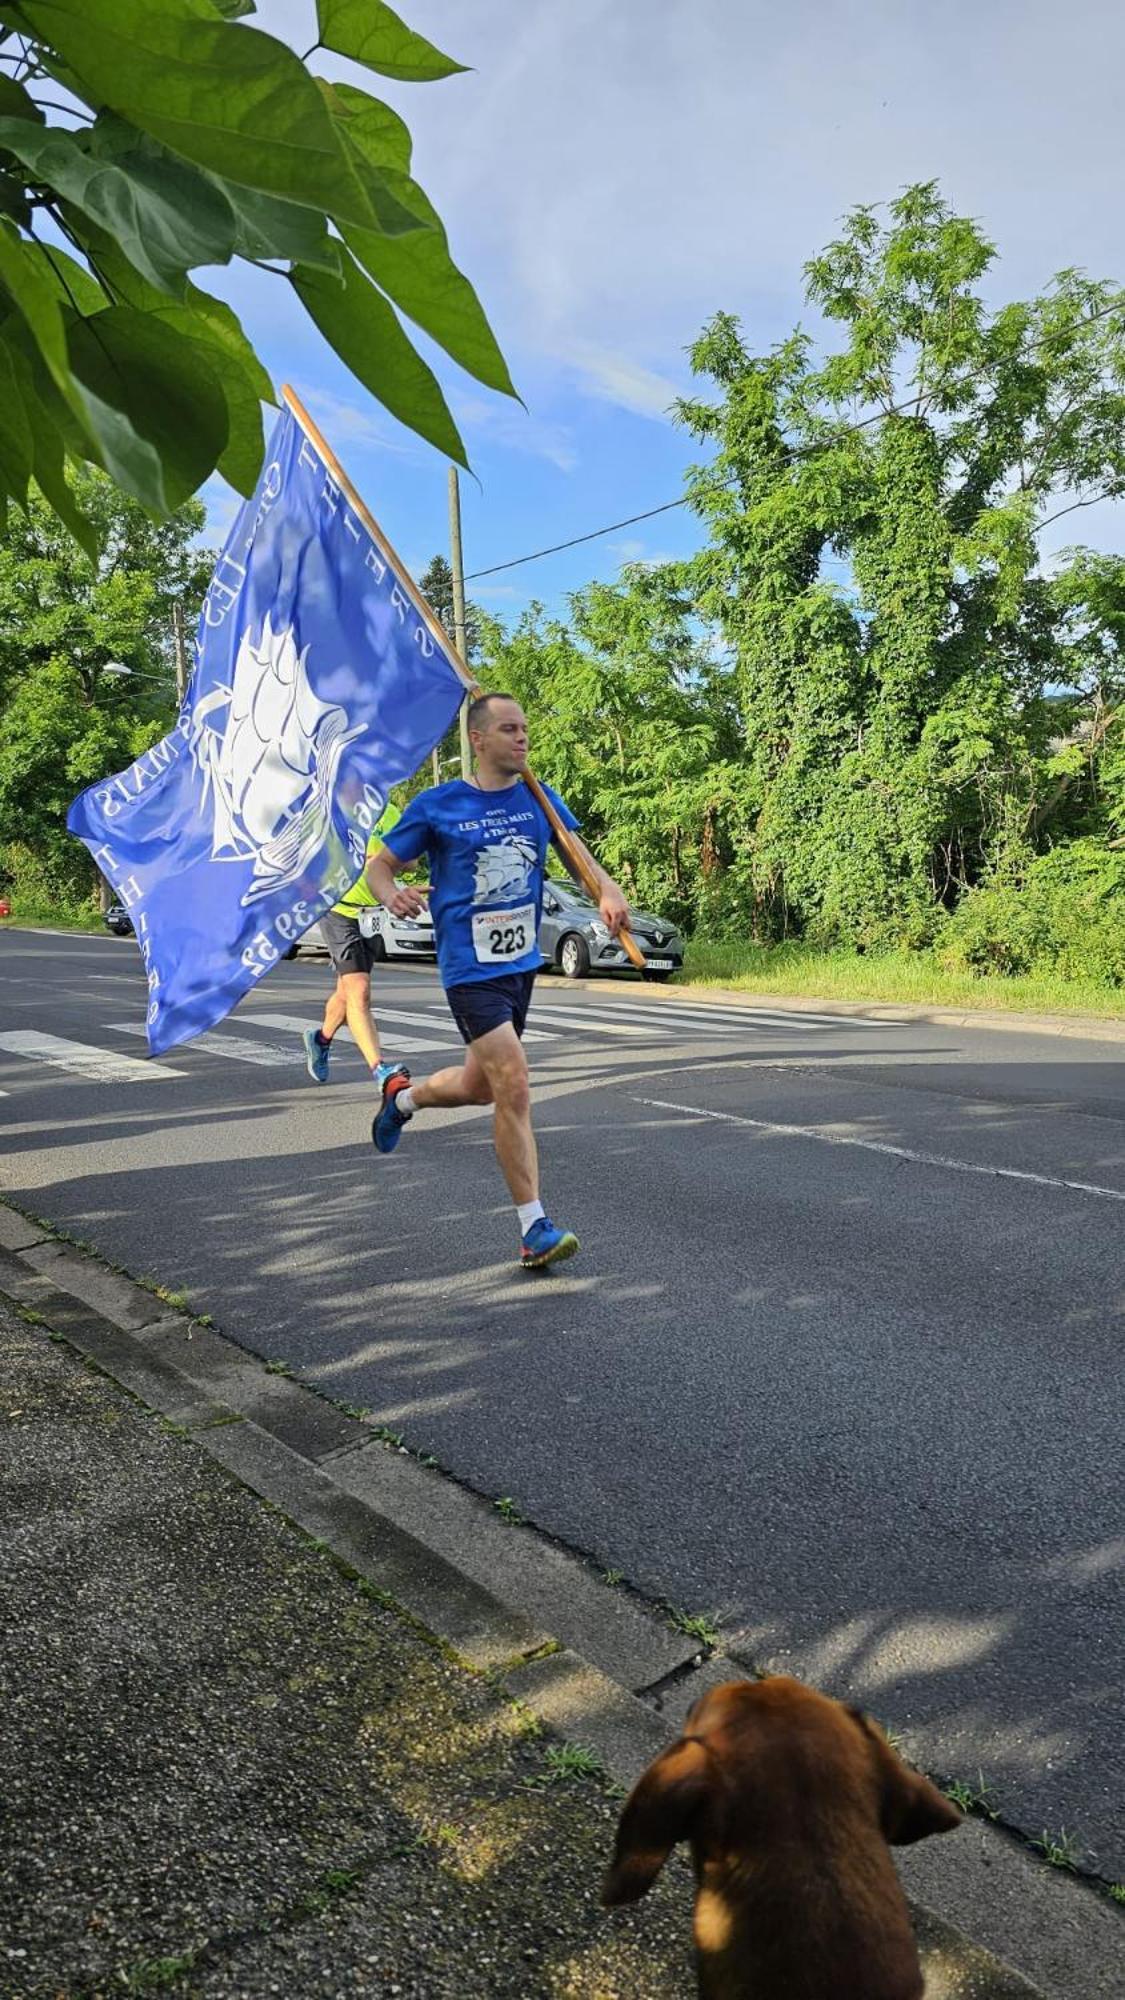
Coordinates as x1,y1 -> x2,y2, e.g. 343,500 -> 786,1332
418,551 -> 482,661
0,467 -> 210,905
0,0 -> 515,548
677,183 -> 1125,948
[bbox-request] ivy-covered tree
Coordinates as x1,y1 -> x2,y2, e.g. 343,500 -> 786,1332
0,0 -> 515,549
677,183 -> 1125,947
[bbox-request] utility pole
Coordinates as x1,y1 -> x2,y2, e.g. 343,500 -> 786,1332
171,600 -> 189,704
448,465 -> 471,779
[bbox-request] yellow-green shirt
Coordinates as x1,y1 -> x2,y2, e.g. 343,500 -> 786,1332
331,802 -> 402,916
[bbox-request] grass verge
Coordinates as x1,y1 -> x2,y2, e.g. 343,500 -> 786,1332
679,941 -> 1125,1021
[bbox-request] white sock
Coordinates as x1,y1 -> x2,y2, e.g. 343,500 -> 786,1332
517,1199 -> 545,1234
397,1086 -> 415,1115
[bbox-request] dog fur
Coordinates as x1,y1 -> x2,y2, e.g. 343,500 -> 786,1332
602,1676 -> 960,2000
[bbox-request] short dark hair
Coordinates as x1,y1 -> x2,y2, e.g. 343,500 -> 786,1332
466,691 -> 518,734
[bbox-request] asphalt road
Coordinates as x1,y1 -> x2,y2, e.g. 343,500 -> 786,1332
2,925 -> 1122,1878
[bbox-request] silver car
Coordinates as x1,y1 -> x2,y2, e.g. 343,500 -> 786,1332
539,880 -> 684,982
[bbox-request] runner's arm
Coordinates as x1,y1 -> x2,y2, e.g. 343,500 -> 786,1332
365,844 -> 426,919
555,830 -> 630,937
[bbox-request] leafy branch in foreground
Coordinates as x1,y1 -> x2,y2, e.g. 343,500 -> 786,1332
0,0 -> 516,549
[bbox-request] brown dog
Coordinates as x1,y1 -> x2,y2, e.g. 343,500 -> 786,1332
602,1676 -> 960,2000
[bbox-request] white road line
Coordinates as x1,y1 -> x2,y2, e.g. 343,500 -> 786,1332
239,1010 -> 459,1056
530,1005 -> 660,1037
590,997 -> 886,1032
0,1030 -> 184,1082
109,1022 -> 295,1068
370,1004 -> 556,1043
633,1095 -> 1125,1204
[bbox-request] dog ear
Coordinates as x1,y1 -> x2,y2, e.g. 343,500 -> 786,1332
850,1710 -> 962,1846
602,1737 -> 712,1906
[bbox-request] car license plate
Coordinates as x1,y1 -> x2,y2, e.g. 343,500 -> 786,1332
646,957 -> 674,970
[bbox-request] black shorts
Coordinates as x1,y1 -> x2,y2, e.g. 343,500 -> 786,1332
446,970 -> 536,1045
319,910 -> 375,976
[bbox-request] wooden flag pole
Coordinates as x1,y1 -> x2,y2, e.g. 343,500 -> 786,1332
280,385 -> 648,974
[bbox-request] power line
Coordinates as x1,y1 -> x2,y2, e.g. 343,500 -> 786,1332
464,297 -> 1125,583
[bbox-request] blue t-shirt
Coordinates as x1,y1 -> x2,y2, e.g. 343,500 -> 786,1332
385,777 -> 580,989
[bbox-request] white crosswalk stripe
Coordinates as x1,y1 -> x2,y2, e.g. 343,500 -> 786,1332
528,1004 -> 660,1037
563,996 -> 887,1033
370,1004 -> 556,1043
109,1022 -> 295,1068
0,1030 -> 184,1082
239,1010 -> 460,1056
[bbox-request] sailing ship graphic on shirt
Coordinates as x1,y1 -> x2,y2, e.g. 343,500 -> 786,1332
188,615 -> 364,905
472,832 -> 538,904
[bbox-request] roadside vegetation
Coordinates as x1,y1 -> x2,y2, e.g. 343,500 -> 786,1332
2,182 -> 1122,1015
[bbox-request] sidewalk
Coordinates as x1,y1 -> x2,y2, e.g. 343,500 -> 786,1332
0,1228 -> 1119,1999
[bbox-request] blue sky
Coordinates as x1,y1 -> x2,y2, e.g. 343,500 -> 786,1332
200,0 -> 1125,625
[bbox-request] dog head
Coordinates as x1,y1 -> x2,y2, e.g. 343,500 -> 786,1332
602,1676 -> 960,1908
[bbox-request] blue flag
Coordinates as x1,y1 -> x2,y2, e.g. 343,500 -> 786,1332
67,403 -> 469,1055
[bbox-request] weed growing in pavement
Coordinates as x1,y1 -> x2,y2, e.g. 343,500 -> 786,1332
602,1569 -> 624,1587
1109,1883 -> 1125,1904
666,1604 -> 720,1647
291,1866 -> 359,1918
494,1495 -> 522,1523
264,1358 -> 294,1376
418,1451 -> 439,1468
523,1742 -> 605,1790
944,1771 -> 1000,1819
371,1424 -> 404,1446
155,1286 -> 189,1310
339,1402 -> 370,1420
116,1954 -> 196,1993
1033,1827 -> 1083,1870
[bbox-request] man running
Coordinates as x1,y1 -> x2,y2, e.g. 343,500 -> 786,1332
302,801 -> 408,1097
364,693 -> 629,1269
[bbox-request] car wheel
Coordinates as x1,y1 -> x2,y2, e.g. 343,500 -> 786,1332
641,968 -> 672,982
559,933 -> 590,979
369,931 -> 388,962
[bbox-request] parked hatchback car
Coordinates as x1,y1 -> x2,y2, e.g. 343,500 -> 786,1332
104,902 -> 134,936
539,880 -> 683,981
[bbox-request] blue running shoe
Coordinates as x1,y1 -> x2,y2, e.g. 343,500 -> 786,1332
519,1216 -> 579,1270
371,1066 -> 412,1154
303,1028 -> 331,1084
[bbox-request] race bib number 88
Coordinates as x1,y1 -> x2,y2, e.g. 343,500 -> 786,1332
472,902 -> 536,964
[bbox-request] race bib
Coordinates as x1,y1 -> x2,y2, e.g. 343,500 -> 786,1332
472,902 -> 536,964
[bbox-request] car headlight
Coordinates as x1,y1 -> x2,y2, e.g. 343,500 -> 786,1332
589,919 -> 609,938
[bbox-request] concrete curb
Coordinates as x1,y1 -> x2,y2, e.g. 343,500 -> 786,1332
5,1197 -> 1117,1999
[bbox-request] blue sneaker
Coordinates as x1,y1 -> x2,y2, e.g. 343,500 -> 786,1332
519,1217 -> 579,1270
371,1066 -> 412,1154
303,1028 -> 331,1084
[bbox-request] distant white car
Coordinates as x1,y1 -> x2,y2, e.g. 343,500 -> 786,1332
285,895 -> 436,963
357,900 -> 436,962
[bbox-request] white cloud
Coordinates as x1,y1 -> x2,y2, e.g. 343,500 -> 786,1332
565,344 -> 680,420
451,393 -> 578,472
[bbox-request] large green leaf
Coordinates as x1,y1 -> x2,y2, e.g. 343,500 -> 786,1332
0,327 -> 33,498
32,231 -> 108,313
293,244 -> 467,467
19,0 -> 382,233
326,84 -> 514,397
0,219 -> 74,402
226,184 -> 343,272
329,80 -> 412,173
0,115 -> 237,296
66,304 -> 229,509
2,328 -> 98,551
316,0 -> 465,82
0,73 -> 43,120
